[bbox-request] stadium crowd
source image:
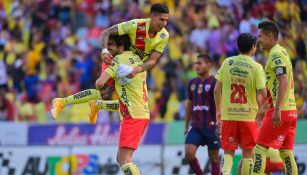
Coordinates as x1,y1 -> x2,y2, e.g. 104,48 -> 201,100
0,0 -> 306,123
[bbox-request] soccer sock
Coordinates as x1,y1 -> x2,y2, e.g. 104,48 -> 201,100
95,100 -> 119,112
251,144 -> 268,175
120,163 -> 141,175
280,150 -> 298,175
241,158 -> 253,175
188,157 -> 203,175
211,161 -> 221,175
222,154 -> 233,175
63,89 -> 101,105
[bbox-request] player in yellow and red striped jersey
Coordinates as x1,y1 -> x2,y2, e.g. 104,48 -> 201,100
51,3 -> 169,119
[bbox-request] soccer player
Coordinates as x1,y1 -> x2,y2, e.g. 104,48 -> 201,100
251,20 -> 298,175
50,35 -> 124,119
184,54 -> 221,175
51,3 -> 169,119
94,33 -> 149,175
99,3 -> 169,79
214,33 -> 267,175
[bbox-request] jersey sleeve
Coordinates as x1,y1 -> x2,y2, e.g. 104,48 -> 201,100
155,33 -> 169,53
255,64 -> 266,90
270,52 -> 287,76
118,19 -> 137,35
105,56 -> 120,78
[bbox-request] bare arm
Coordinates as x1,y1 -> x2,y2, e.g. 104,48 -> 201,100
131,51 -> 163,76
99,25 -> 119,65
95,72 -> 112,90
214,81 -> 222,121
184,100 -> 192,134
275,74 -> 288,110
99,25 -> 119,49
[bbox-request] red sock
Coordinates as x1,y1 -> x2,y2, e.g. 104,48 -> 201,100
211,161 -> 221,175
188,157 -> 203,175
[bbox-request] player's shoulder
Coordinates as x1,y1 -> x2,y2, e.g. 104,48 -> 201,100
221,56 -> 235,67
269,44 -> 286,59
158,28 -> 169,41
188,78 -> 199,86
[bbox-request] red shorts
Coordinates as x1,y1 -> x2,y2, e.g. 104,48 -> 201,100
257,109 -> 297,150
221,121 -> 258,150
119,116 -> 149,150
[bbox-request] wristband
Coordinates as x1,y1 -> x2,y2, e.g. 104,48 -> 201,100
101,48 -> 109,55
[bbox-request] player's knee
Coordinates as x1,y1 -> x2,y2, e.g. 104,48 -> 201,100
208,151 -> 220,163
185,150 -> 196,161
117,154 -> 130,166
242,149 -> 253,158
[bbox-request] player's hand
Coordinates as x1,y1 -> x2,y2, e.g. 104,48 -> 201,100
101,49 -> 113,65
272,108 -> 282,128
117,64 -> 134,78
216,121 -> 222,137
256,106 -> 266,126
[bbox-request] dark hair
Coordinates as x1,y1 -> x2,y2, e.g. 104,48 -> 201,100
258,20 -> 279,39
237,33 -> 257,53
109,34 -> 131,50
150,3 -> 169,14
197,54 -> 212,63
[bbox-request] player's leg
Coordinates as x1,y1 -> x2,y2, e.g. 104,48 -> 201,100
118,116 -> 149,175
184,128 -> 204,175
221,121 -> 239,175
51,89 -> 102,119
239,121 -> 258,175
89,99 -> 119,124
206,134 -> 221,175
117,147 -> 140,175
279,112 -> 298,175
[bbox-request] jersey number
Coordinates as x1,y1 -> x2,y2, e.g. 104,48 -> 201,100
230,83 -> 247,104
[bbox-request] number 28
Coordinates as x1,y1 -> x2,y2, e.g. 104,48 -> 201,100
230,83 -> 247,104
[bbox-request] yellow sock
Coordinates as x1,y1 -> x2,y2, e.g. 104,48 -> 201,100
95,100 -> 119,112
280,150 -> 298,175
251,145 -> 268,175
120,163 -> 141,175
241,158 -> 253,175
222,154 -> 233,175
63,89 -> 101,105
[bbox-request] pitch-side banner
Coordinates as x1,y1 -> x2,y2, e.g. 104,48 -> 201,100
28,123 -> 165,145
0,146 -> 161,175
0,122 -> 28,145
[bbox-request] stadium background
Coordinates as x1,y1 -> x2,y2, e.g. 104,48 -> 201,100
0,0 -> 306,174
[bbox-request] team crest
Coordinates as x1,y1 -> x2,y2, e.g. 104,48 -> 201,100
205,84 -> 211,92
190,84 -> 196,91
198,84 -> 203,94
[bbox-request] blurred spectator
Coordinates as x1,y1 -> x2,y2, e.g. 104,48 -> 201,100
0,0 -> 306,122
0,92 -> 14,121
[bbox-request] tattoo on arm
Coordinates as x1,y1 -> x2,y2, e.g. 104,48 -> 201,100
100,25 -> 119,49
140,60 -> 156,72
139,51 -> 162,72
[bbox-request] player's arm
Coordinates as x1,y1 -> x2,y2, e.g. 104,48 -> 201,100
214,80 -> 222,122
131,51 -> 162,76
272,74 -> 288,127
256,89 -> 267,125
99,25 -> 119,64
95,72 -> 112,91
184,99 -> 192,135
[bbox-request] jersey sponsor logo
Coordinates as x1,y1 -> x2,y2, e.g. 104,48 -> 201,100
275,59 -> 282,65
234,61 -> 252,68
205,84 -> 211,92
272,79 -> 277,101
120,85 -> 129,107
106,103 -> 119,110
277,135 -> 285,142
73,90 -> 92,100
160,33 -> 166,38
192,105 -> 209,111
198,84 -> 203,94
230,67 -> 248,77
190,84 -> 196,91
130,45 -> 150,59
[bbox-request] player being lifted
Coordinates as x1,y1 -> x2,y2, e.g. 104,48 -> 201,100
50,3 -> 169,119
184,54 -> 221,175
95,34 -> 149,175
252,20 -> 298,175
214,33 -> 267,175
